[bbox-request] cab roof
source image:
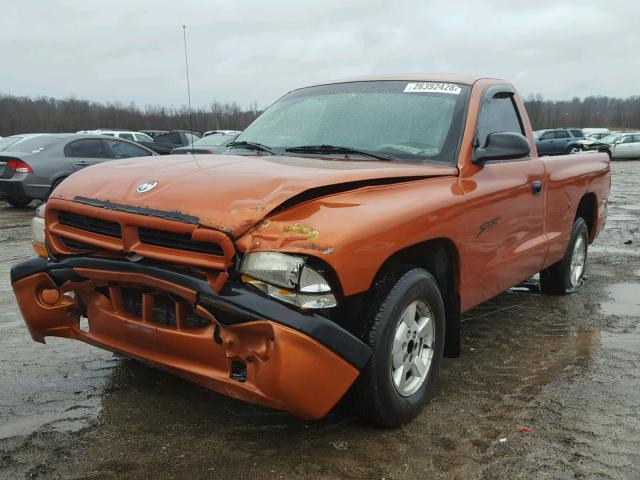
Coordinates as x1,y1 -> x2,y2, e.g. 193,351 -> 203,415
307,74 -> 500,88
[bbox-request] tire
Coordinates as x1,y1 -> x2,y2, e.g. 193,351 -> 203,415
566,145 -> 582,155
48,177 -> 66,199
5,197 -> 32,208
353,267 -> 446,426
540,217 -> 589,295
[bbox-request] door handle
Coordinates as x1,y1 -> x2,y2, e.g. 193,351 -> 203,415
75,161 -> 89,166
531,180 -> 542,195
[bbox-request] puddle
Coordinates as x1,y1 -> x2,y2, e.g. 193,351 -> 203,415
601,283 -> 640,316
0,404 -> 99,440
601,330 -> 640,353
619,205 -> 640,211
607,214 -> 637,222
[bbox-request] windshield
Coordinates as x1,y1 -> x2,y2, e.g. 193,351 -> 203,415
192,134 -> 234,146
235,80 -> 471,164
600,134 -> 621,143
0,136 -> 25,151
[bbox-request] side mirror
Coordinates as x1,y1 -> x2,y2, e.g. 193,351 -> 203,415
473,132 -> 531,164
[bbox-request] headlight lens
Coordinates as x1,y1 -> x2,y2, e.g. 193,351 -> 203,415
239,252 -> 337,309
31,216 -> 46,245
31,216 -> 47,258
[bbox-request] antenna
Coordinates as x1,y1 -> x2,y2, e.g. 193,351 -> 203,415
182,25 -> 195,156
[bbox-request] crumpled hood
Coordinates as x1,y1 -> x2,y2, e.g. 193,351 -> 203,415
53,154 -> 457,236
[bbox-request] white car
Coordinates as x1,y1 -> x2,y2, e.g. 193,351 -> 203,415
77,130 -> 153,144
606,133 -> 640,159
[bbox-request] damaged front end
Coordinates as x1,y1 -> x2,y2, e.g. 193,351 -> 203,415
11,198 -> 370,419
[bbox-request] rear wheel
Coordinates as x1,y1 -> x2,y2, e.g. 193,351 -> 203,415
48,177 -> 66,199
540,217 -> 589,294
353,267 -> 445,426
6,197 -> 32,208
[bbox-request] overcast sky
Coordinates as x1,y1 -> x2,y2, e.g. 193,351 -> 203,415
2,0 -> 638,109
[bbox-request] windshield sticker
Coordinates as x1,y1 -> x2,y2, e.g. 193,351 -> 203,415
404,82 -> 461,94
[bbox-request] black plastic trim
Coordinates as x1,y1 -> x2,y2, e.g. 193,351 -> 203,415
10,256 -> 371,370
73,196 -> 200,225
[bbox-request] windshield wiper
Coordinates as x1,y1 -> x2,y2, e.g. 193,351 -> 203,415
285,145 -> 392,161
227,141 -> 276,155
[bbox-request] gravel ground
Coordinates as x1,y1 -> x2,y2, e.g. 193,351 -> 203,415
0,161 -> 639,480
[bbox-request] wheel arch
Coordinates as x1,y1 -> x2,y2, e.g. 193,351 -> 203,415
575,192 -> 598,243
48,174 -> 69,198
371,238 -> 461,358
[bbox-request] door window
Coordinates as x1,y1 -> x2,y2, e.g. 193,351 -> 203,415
119,133 -> 135,141
155,132 -> 181,144
539,131 -> 554,141
105,139 -> 152,158
476,93 -> 524,148
64,139 -> 110,158
554,130 -> 570,139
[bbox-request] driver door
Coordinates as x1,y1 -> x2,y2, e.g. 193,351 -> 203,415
460,87 -> 546,308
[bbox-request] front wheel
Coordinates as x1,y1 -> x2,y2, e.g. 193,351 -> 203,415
353,267 -> 445,426
566,145 -> 582,155
540,217 -> 589,294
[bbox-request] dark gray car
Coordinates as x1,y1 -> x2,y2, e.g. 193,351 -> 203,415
0,133 -> 157,207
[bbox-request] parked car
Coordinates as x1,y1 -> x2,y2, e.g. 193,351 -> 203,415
140,129 -> 169,139
0,134 -> 52,152
586,132 -> 611,140
150,130 -> 201,154
0,134 -> 156,207
12,75 -> 609,426
589,132 -> 640,159
535,128 -> 586,155
79,129 -> 155,149
170,132 -> 238,154
581,128 -> 609,139
203,129 -> 242,137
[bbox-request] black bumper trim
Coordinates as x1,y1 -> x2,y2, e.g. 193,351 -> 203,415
10,257 -> 371,370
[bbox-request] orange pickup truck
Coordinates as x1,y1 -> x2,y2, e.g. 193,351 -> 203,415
11,75 -> 610,426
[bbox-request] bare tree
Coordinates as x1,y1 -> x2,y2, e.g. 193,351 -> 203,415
0,94 -> 263,136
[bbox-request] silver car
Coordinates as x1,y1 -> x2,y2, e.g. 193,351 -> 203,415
609,133 -> 640,159
594,133 -> 640,160
0,133 -> 157,207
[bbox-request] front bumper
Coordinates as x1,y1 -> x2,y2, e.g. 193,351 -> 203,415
10,256 -> 371,419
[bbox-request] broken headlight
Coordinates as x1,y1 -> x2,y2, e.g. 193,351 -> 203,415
239,252 -> 337,309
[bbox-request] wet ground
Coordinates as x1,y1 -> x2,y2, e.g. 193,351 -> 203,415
1,161 -> 639,480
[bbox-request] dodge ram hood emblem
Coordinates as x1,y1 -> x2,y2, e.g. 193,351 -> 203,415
136,181 -> 158,193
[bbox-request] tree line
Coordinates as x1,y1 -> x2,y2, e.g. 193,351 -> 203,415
524,94 -> 640,130
1,92 -> 640,136
0,94 -> 261,136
